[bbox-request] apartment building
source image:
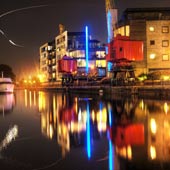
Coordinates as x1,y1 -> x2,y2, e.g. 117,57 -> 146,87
39,26 -> 106,82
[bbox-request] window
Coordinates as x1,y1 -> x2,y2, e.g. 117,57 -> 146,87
149,27 -> 155,32
162,26 -> 169,33
150,40 -> 155,45
162,40 -> 169,47
162,54 -> 169,61
150,54 -> 156,59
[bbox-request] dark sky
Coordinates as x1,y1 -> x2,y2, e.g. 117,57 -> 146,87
0,0 -> 170,78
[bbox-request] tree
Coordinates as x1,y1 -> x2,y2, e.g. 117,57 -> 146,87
0,64 -> 16,81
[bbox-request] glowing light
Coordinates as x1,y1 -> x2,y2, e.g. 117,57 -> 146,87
149,27 -> 155,32
150,145 -> 156,160
107,11 -> 112,43
150,53 -> 156,59
86,101 -> 91,159
107,62 -> 113,72
150,118 -> 157,134
85,26 -> 89,74
164,102 -> 169,114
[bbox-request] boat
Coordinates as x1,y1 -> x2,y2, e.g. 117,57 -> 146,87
0,72 -> 14,93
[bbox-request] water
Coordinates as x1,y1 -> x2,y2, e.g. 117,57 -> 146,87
0,89 -> 170,170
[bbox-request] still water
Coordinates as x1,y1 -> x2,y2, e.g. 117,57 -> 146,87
0,89 -> 170,170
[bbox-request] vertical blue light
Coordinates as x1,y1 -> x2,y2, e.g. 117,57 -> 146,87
85,26 -> 89,74
107,11 -> 112,43
86,101 -> 91,159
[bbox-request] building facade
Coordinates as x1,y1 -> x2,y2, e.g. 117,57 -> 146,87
39,40 -> 56,82
40,26 -> 106,82
114,8 -> 170,76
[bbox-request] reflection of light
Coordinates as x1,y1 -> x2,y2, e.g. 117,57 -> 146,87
24,89 -> 28,107
53,95 -> 57,125
0,125 -> 18,151
49,124 -> 54,139
33,91 -> 36,106
91,110 -> 95,122
109,140 -> 114,170
38,92 -> 46,111
127,145 -> 132,160
139,100 -> 144,110
150,118 -> 157,134
97,102 -> 107,132
164,102 -> 169,114
86,101 -> 91,159
108,103 -> 112,126
29,91 -> 32,107
150,145 -> 156,160
116,146 -> 132,160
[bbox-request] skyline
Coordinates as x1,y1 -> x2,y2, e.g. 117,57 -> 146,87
0,0 -> 170,78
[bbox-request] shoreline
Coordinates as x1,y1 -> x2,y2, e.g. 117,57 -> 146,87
15,84 -> 170,99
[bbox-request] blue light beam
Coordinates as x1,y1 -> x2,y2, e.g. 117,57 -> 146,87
85,26 -> 89,74
86,101 -> 91,159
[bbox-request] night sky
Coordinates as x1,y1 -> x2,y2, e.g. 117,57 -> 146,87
0,0 -> 170,78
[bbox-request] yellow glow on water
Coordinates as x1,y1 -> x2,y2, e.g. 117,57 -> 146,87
150,145 -> 156,160
91,110 -> 95,122
127,145 -> 132,160
150,118 -> 157,134
24,89 -> 28,107
38,92 -> 46,111
164,102 -> 169,114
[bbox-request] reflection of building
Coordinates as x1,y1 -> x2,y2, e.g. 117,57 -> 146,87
148,102 -> 170,161
0,94 -> 15,115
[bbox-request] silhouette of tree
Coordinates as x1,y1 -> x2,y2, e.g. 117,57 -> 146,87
0,64 -> 16,81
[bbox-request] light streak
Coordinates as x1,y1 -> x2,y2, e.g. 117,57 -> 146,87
0,125 -> 18,151
9,39 -> 24,47
0,5 -> 49,18
0,4 -> 49,47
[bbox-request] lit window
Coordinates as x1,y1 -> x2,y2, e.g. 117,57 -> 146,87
150,40 -> 155,45
150,54 -> 156,59
162,26 -> 169,33
149,27 -> 155,32
162,40 -> 169,47
162,54 -> 169,61
125,25 -> 130,36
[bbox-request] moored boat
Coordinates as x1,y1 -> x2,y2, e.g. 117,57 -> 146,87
0,72 -> 14,93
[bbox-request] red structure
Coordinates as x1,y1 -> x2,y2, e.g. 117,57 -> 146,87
108,124 -> 144,148
58,56 -> 77,73
106,35 -> 143,62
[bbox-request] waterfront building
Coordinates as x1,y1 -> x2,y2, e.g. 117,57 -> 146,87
55,25 -> 106,80
39,25 -> 106,83
114,7 -> 170,76
39,40 -> 56,82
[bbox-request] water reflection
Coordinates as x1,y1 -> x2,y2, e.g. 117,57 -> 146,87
0,93 -> 15,115
18,90 -> 170,169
